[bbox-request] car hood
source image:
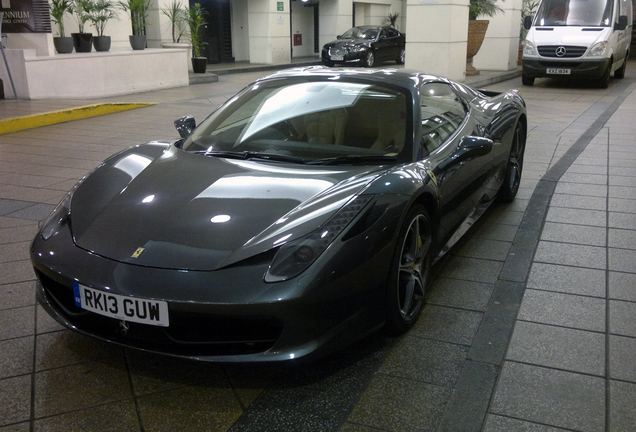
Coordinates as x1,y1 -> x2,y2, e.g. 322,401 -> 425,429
71,143 -> 385,271
324,38 -> 371,49
530,26 -> 610,48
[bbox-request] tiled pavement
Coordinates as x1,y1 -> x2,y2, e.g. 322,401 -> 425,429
1,65 -> 635,431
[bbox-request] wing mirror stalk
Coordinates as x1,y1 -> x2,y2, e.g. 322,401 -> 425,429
174,116 -> 196,138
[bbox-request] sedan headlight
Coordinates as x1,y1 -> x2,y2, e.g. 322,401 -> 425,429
588,41 -> 607,57
265,195 -> 373,282
41,192 -> 72,240
523,40 -> 536,56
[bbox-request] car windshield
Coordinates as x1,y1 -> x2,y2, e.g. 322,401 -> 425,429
341,27 -> 379,39
181,78 -> 411,164
534,0 -> 613,26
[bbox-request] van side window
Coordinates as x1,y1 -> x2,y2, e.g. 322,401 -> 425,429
419,83 -> 467,154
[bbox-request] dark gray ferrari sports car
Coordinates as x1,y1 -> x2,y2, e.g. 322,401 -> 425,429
31,67 -> 526,362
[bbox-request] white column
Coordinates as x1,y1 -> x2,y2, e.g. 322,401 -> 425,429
319,0 -> 353,52
473,0 -> 523,71
405,0 -> 469,82
248,0 -> 291,64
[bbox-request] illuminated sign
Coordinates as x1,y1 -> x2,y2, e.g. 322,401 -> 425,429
0,0 -> 51,33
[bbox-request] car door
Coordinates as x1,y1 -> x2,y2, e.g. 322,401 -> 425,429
419,82 -> 493,247
386,27 -> 401,58
374,28 -> 392,62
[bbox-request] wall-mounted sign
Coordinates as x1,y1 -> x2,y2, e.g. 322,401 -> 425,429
277,2 -> 284,11
0,0 -> 51,33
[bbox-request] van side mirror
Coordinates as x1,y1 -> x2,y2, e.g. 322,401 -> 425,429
616,15 -> 628,31
524,15 -> 533,30
174,116 -> 196,138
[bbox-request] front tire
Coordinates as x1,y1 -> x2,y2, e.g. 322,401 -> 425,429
596,62 -> 611,88
364,50 -> 376,68
522,75 -> 534,86
498,121 -> 526,202
385,205 -> 433,333
615,58 -> 627,79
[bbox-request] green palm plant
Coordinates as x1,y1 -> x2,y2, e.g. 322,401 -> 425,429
385,12 -> 399,28
49,0 -> 73,37
71,0 -> 94,33
162,0 -> 187,43
118,0 -> 151,35
469,0 -> 504,20
187,4 -> 207,58
89,0 -> 118,37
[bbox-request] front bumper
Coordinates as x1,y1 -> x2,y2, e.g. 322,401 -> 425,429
31,198 -> 404,361
321,48 -> 366,65
522,57 -> 610,79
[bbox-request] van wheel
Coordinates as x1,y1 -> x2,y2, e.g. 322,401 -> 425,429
522,75 -> 534,86
615,59 -> 627,79
597,63 -> 611,88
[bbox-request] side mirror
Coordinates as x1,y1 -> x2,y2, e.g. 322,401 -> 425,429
616,15 -> 628,31
336,35 -> 342,39
524,15 -> 533,30
174,116 -> 196,138
456,136 -> 494,160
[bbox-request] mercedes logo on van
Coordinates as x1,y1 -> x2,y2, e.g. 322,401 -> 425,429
556,46 -> 567,57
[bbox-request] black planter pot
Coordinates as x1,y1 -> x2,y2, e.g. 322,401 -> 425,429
92,36 -> 111,52
53,37 -> 74,54
129,35 -> 146,50
72,33 -> 93,53
192,57 -> 207,73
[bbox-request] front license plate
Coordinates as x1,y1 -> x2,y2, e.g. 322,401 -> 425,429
73,283 -> 169,327
546,68 -> 571,75
331,55 -> 344,61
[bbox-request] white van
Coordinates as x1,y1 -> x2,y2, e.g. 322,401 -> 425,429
522,0 -> 632,87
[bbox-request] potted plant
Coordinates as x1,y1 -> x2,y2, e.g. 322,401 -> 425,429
385,12 -> 399,28
467,0 -> 504,75
118,0 -> 151,50
49,0 -> 74,54
161,0 -> 188,48
88,0 -> 118,52
186,3 -> 207,73
71,0 -> 94,52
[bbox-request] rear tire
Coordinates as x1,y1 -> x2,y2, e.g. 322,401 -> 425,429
498,121 -> 526,202
385,205 -> 432,334
522,75 -> 534,86
615,58 -> 627,79
396,48 -> 405,65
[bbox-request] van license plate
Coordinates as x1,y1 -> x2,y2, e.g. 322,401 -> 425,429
73,283 -> 169,327
547,68 -> 571,75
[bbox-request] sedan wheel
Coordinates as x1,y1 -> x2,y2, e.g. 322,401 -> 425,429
499,122 -> 525,202
365,51 -> 376,68
386,205 -> 432,333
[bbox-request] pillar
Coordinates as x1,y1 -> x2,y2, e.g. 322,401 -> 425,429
405,0 -> 469,82
318,0 -> 353,53
473,0 -> 523,71
248,0 -> 291,64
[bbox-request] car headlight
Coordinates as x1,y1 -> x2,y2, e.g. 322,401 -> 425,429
264,195 -> 373,282
40,192 -> 72,241
523,40 -> 536,56
588,41 -> 607,57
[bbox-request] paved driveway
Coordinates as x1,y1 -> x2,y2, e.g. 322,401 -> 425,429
1,67 -> 635,431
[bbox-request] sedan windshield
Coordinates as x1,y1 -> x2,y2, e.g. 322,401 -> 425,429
181,78 -> 411,164
534,0 -> 613,26
341,27 -> 379,39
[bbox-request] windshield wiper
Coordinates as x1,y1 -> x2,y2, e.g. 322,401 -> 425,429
193,150 -> 306,164
306,155 -> 398,166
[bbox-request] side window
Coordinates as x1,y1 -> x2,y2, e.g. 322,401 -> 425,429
420,83 -> 467,153
387,28 -> 398,38
380,29 -> 388,39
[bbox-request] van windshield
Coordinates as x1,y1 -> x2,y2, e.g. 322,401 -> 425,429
535,0 -> 613,26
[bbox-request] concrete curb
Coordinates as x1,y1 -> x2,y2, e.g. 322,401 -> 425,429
0,103 -> 157,135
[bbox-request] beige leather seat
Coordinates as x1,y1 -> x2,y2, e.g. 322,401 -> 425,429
371,98 -> 406,152
293,109 -> 348,146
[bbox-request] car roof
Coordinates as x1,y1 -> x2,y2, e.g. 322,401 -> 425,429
257,66 -> 452,91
